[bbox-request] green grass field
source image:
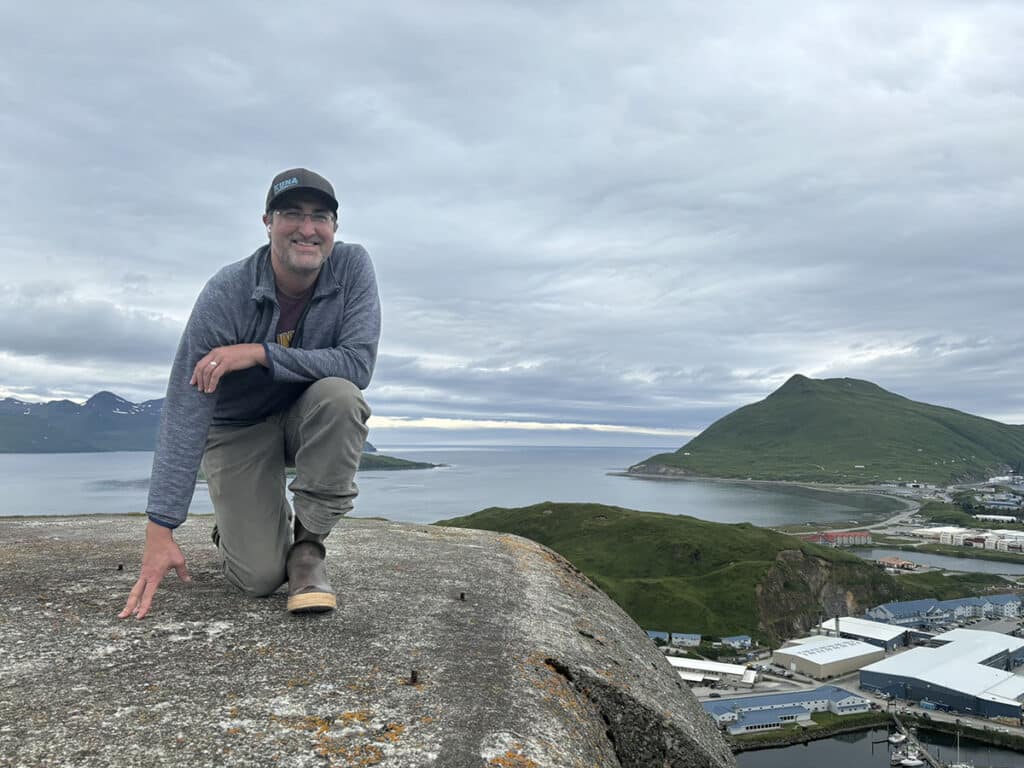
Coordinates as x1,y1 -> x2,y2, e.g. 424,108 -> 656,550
435,501 -> 895,641
894,570 -> 1012,600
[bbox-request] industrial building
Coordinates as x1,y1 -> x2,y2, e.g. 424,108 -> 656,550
702,685 -> 871,735
818,616 -> 910,651
665,656 -> 758,687
859,628 -> 1024,720
773,635 -> 885,679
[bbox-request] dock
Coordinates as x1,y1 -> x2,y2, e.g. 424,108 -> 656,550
891,713 -> 942,768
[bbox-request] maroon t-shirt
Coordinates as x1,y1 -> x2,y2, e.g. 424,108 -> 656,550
275,286 -> 313,348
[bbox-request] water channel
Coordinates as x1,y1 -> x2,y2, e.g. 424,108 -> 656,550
736,727 -> 1024,767
852,547 -> 1024,577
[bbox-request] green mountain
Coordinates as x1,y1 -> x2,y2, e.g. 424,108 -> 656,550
631,374 -> 1024,485
436,502 -> 898,643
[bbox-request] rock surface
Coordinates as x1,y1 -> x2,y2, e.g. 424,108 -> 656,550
0,516 -> 734,767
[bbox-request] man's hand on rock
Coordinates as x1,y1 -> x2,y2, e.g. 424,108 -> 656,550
119,521 -> 191,620
191,343 -> 268,394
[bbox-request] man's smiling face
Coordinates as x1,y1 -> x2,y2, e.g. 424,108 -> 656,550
264,192 -> 337,276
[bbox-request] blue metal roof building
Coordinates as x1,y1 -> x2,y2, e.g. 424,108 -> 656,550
865,594 -> 1022,628
702,685 -> 871,735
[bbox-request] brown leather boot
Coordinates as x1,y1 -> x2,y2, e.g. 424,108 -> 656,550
286,520 -> 337,614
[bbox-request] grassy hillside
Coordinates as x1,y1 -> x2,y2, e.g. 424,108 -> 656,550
435,502 -> 898,642
894,571 -> 1012,601
633,374 -> 1024,484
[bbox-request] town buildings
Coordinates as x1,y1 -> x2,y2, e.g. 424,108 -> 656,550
865,594 -> 1022,629
859,628 -> 1024,720
702,686 -> 871,735
670,632 -> 702,648
817,616 -> 910,652
722,635 -> 753,650
666,656 -> 758,688
798,530 -> 872,547
908,525 -> 1024,552
773,636 -> 885,679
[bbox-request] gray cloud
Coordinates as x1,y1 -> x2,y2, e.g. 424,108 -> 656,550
1,285 -> 180,366
1,1 -> 1022,439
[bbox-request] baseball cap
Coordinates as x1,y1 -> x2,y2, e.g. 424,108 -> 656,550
265,168 -> 339,213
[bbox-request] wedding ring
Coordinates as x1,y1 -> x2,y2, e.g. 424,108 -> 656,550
208,361 -> 218,367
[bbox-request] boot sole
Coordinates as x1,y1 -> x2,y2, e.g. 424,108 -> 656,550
287,592 -> 337,614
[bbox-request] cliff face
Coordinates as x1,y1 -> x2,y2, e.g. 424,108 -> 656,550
0,516 -> 734,768
755,549 -> 898,640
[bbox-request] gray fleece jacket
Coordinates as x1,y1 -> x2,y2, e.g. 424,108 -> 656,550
146,242 -> 380,529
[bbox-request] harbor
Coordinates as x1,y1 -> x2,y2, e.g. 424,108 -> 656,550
736,723 -> 1024,768
888,714 -> 941,767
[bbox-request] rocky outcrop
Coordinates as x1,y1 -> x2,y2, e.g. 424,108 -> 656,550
626,462 -> 693,478
755,550 -> 899,640
0,516 -> 734,768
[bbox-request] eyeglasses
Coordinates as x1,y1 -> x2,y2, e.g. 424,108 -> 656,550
273,209 -> 335,226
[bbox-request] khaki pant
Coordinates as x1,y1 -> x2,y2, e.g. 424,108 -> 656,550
201,377 -> 370,596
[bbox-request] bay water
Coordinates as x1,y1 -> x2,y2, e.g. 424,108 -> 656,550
0,445 -> 896,526
853,547 -> 1024,576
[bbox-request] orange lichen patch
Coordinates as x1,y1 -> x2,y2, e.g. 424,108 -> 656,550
376,723 -> 405,743
228,706 -> 239,718
487,751 -> 541,767
419,716 -> 434,724
225,727 -> 242,736
498,534 -> 587,593
269,714 -> 332,736
497,534 -> 539,557
315,742 -> 385,766
537,663 -> 578,707
338,710 -> 372,724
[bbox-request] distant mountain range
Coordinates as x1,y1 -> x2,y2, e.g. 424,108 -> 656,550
630,374 -> 1024,485
0,392 -> 377,455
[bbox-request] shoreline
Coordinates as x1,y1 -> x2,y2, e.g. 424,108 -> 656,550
611,469 -> 918,522
730,714 -> 1024,755
729,717 -> 889,753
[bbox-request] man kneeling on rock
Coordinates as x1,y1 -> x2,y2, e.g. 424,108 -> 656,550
119,168 -> 380,620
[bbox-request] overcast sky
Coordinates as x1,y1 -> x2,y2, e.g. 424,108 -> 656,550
1,1 -> 1021,446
